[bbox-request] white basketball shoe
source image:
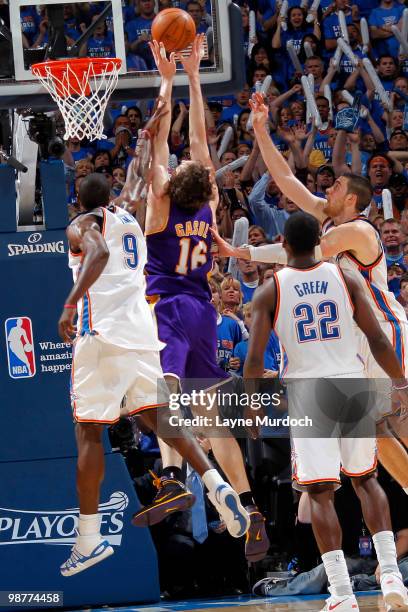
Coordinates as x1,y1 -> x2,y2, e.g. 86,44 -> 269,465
60,540 -> 114,576
320,594 -> 359,611
207,483 -> 250,538
381,572 -> 408,611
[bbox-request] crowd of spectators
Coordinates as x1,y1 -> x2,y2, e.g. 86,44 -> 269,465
15,0 -> 408,597
19,0 -> 408,314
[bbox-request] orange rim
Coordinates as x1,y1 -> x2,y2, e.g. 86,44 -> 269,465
31,57 -> 122,97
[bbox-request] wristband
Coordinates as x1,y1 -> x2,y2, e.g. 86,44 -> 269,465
64,304 -> 77,309
392,383 -> 408,391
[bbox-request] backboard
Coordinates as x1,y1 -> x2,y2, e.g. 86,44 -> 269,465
3,0 -> 244,109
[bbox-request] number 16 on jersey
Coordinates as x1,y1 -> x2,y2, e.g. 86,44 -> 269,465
175,238 -> 208,275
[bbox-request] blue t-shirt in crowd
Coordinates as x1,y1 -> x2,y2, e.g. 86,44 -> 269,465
320,0 -> 334,12
386,252 -> 406,269
344,148 -> 370,176
371,79 -> 394,119
372,189 -> 384,209
323,11 -> 353,42
279,28 -> 313,82
216,315 -> 242,371
355,0 -> 377,18
368,3 -> 404,58
122,3 -> 136,23
87,34 -> 115,58
126,53 -> 148,71
221,103 -> 248,123
241,282 -> 259,304
180,0 -> 212,11
71,148 -> 94,163
312,128 -> 333,161
281,28 -> 313,54
125,16 -> 154,68
339,47 -> 365,78
272,133 -> 289,155
20,7 -> 40,44
233,332 -> 281,375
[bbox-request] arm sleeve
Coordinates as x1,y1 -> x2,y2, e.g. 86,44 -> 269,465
249,243 -> 288,264
249,243 -> 323,264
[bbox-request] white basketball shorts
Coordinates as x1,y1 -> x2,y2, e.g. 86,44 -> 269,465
288,376 -> 377,490
292,437 -> 377,490
357,320 -> 408,419
70,334 -> 168,423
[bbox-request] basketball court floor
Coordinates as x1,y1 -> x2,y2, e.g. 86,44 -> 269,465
69,592 -> 386,611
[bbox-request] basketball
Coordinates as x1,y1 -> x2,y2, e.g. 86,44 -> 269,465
24,343 -> 33,352
151,8 -> 196,52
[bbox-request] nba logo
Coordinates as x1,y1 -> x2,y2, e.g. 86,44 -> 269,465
5,317 -> 36,379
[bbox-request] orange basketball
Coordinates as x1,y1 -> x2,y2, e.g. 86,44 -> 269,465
151,8 -> 196,52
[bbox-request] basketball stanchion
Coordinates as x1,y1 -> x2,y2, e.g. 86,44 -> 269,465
0,59 -> 160,610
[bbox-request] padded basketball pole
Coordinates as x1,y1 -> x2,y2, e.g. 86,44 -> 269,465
45,6 -> 67,60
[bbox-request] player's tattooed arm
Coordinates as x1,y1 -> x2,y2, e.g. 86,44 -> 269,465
58,216 -> 109,343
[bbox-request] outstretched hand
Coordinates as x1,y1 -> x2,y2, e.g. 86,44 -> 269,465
249,92 -> 269,130
148,40 -> 176,79
210,225 -> 240,258
176,33 -> 206,75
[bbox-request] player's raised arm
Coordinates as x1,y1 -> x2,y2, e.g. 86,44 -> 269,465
113,98 -> 169,212
178,34 -> 219,219
179,34 -> 211,168
250,92 -> 326,223
59,216 -> 109,343
148,40 -> 176,198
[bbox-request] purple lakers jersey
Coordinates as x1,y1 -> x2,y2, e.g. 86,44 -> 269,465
146,202 -> 212,300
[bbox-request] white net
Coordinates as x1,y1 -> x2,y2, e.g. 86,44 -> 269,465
32,59 -> 121,141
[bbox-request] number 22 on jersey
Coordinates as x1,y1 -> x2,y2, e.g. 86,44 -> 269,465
175,237 -> 208,275
294,300 -> 340,342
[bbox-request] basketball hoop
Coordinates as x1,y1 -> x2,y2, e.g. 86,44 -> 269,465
31,57 -> 122,141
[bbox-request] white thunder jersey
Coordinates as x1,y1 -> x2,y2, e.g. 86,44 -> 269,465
323,216 -> 407,367
273,262 -> 364,378
69,206 -> 164,351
